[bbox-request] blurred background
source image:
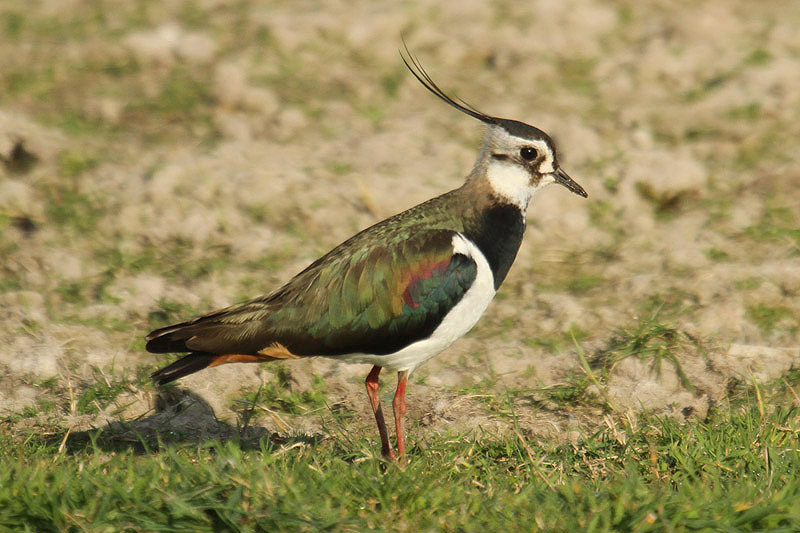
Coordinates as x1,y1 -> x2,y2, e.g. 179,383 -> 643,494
1,0 -> 798,440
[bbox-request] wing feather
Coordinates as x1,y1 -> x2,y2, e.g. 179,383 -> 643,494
146,230 -> 478,357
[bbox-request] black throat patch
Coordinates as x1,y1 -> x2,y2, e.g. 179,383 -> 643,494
464,204 -> 525,290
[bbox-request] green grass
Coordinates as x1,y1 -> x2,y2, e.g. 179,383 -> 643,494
235,367 -> 329,416
5,341 -> 799,531
44,186 -> 106,234
591,317 -> 701,393
57,150 -> 99,178
75,374 -> 134,416
747,304 -> 794,336
705,246 -> 730,262
744,203 -> 800,250
1,1 -> 799,530
524,324 -> 589,354
2,383 -> 800,531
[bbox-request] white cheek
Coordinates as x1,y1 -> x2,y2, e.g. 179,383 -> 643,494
532,173 -> 556,193
486,161 -> 533,209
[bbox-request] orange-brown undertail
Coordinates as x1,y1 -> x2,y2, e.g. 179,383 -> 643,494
150,343 -> 300,385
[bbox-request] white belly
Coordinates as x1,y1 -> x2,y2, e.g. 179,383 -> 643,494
330,234 -> 496,373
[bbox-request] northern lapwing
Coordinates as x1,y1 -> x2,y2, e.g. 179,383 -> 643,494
145,47 -> 588,461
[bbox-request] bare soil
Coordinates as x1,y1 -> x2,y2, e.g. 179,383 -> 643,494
1,0 -> 798,446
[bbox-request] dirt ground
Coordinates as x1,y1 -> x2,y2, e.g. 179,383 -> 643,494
1,0 -> 799,445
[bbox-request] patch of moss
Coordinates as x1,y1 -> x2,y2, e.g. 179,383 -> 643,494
55,281 -> 86,305
567,274 -> 603,294
747,304 -> 793,335
725,102 -> 760,123
705,247 -> 730,262
745,48 -> 772,66
734,277 -> 762,291
45,186 -> 105,233
524,324 -> 588,353
57,150 -> 98,177
743,204 -> 800,248
3,11 -> 25,39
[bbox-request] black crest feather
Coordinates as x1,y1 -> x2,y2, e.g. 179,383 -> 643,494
400,41 -> 498,126
399,41 -> 553,143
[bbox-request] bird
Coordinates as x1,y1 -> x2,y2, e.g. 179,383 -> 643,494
145,46 -> 588,461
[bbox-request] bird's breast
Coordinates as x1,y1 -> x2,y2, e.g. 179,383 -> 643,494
463,203 -> 526,289
330,233 -> 496,372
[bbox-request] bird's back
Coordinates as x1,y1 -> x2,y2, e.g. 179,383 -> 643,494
145,183 -> 485,358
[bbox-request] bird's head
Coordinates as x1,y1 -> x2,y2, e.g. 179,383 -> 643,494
401,46 -> 587,209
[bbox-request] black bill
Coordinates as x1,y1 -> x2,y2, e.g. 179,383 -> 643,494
553,167 -> 588,198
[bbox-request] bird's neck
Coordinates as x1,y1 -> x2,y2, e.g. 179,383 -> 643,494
455,176 -> 527,290
483,160 -> 533,211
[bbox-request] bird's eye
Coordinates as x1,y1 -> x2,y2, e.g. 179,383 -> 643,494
520,147 -> 538,161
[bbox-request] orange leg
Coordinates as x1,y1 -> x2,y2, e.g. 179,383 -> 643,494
365,365 -> 395,460
392,370 -> 409,461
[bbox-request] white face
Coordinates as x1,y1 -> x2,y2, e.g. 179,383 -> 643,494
483,126 -> 559,209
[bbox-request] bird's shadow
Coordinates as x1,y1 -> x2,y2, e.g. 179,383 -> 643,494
61,387 -> 323,455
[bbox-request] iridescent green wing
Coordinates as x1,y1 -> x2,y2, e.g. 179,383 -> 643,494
146,230 -> 477,357
284,229 -> 478,355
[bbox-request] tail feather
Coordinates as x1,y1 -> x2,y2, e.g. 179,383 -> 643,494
151,353 -> 216,385
145,321 -> 196,353
145,306 -> 266,354
146,303 -> 285,385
